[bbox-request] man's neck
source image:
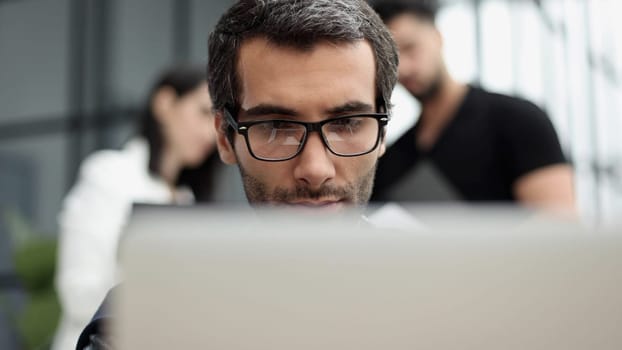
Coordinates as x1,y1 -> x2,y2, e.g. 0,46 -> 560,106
415,77 -> 468,150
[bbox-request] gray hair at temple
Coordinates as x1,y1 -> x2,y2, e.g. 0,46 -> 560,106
207,0 -> 399,117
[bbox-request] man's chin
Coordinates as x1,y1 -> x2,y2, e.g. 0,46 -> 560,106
407,85 -> 432,101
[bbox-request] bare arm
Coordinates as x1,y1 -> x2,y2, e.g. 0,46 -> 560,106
513,164 -> 575,212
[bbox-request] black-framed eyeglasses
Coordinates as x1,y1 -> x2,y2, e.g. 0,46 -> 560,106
223,108 -> 389,162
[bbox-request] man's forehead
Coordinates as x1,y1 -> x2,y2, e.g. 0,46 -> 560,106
236,36 -> 374,74
236,37 -> 377,113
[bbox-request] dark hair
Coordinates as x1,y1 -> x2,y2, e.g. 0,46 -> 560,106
207,0 -> 399,118
371,0 -> 439,24
138,64 -> 218,201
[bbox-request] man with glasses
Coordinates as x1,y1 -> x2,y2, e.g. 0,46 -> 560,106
206,0 -> 398,210
76,0 -> 398,348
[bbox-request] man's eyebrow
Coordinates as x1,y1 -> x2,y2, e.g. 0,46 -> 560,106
243,104 -> 299,117
326,101 -> 375,115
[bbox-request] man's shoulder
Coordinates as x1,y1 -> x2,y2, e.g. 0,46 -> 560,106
468,86 -> 545,117
462,86 -> 554,137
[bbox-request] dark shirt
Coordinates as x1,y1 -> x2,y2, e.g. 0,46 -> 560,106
372,86 -> 567,202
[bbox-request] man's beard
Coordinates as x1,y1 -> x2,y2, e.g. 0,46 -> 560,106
409,69 -> 444,103
237,163 -> 378,207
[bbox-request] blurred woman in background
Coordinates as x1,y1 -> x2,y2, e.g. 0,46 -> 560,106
52,65 -> 218,350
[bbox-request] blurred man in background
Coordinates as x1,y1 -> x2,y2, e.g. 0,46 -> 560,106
371,0 -> 574,211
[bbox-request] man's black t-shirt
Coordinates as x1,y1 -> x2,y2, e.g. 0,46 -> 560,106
372,86 -> 567,202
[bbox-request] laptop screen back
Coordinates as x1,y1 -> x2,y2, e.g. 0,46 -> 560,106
113,205 -> 622,350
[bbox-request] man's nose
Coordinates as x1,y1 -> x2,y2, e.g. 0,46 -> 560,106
293,132 -> 336,190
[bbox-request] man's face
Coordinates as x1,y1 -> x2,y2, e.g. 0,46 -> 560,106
215,37 -> 385,210
387,14 -> 444,101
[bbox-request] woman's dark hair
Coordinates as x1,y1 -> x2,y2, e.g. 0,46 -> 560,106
139,64 -> 219,201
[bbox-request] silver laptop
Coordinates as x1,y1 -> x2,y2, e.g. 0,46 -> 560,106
112,204 -> 622,350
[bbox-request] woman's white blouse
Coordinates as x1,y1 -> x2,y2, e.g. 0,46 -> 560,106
52,138 -> 193,350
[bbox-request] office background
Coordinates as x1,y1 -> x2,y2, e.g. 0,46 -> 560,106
0,0 -> 621,348
2,0 -> 621,240
1,0 -> 622,237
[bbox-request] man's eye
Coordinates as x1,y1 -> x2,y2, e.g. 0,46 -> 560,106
251,121 -> 304,144
330,118 -> 363,131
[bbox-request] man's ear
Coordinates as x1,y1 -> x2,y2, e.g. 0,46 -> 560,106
214,112 -> 238,165
152,86 -> 176,124
378,128 -> 387,158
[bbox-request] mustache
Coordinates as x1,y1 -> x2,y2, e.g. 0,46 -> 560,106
271,184 -> 353,202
